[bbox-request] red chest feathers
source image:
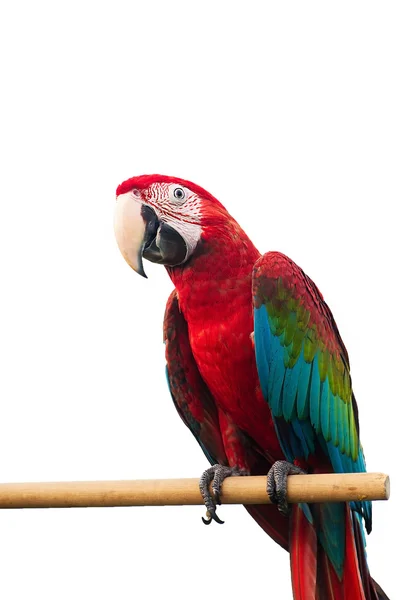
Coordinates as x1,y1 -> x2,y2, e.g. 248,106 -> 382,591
187,297 -> 275,449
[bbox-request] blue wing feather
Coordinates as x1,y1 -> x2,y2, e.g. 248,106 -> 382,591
252,252 -> 373,579
296,357 -> 312,420
309,357 -> 321,433
329,392 -> 339,445
283,357 -> 303,421
320,379 -> 330,441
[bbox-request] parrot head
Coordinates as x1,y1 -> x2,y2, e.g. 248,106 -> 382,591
114,174 -> 228,277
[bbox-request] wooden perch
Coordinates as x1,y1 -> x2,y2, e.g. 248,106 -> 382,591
0,472 -> 389,509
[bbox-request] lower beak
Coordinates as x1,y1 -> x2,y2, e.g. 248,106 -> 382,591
114,192 -> 156,278
114,191 -> 188,276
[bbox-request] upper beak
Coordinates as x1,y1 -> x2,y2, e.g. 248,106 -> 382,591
114,192 -> 153,278
114,191 -> 189,276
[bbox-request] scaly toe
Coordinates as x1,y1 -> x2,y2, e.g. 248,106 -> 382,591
267,460 -> 306,515
199,464 -> 247,525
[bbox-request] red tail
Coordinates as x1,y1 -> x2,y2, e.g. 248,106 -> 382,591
289,505 -> 389,600
290,505 -> 317,599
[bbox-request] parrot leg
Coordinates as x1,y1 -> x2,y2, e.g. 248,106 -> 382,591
199,464 -> 247,525
267,460 -> 306,515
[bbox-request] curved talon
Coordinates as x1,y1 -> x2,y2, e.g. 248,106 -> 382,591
202,508 -> 225,525
199,464 -> 246,525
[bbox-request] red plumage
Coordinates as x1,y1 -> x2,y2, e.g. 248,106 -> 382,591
290,505 -> 317,599
117,174 -> 389,599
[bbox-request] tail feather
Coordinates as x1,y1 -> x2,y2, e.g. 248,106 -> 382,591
289,503 -> 390,600
371,579 -> 390,600
353,513 -> 390,600
341,505 -> 367,600
246,464 -> 389,600
316,547 -> 343,600
290,504 -> 317,599
352,510 -> 380,600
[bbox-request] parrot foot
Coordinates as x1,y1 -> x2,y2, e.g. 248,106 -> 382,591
199,464 -> 247,525
267,460 -> 306,515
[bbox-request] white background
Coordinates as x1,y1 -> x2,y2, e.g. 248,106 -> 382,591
0,2 -> 398,598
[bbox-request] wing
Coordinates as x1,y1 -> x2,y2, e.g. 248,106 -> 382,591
164,290 -> 227,466
252,251 -> 371,533
164,289 -> 290,550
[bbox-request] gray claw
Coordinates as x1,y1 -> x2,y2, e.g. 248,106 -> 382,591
199,464 -> 245,525
202,508 -> 225,525
267,460 -> 306,515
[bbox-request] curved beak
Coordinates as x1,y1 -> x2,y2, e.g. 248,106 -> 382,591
114,192 -> 151,277
114,192 -> 188,277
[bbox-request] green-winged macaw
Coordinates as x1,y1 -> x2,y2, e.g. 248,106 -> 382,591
114,174 -> 388,600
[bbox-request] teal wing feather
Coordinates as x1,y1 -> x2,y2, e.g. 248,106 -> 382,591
252,252 -> 371,579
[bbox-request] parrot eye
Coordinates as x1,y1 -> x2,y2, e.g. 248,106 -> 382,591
173,187 -> 186,202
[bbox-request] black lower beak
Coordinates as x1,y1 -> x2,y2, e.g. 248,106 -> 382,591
142,205 -> 188,268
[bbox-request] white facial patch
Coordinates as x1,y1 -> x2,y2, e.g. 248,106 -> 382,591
163,218 -> 202,263
144,182 -> 204,263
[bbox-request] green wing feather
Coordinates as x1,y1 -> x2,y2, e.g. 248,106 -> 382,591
252,252 -> 371,532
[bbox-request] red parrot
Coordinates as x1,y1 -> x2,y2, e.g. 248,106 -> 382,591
114,174 -> 388,600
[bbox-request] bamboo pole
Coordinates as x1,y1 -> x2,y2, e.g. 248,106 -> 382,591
0,473 -> 389,509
